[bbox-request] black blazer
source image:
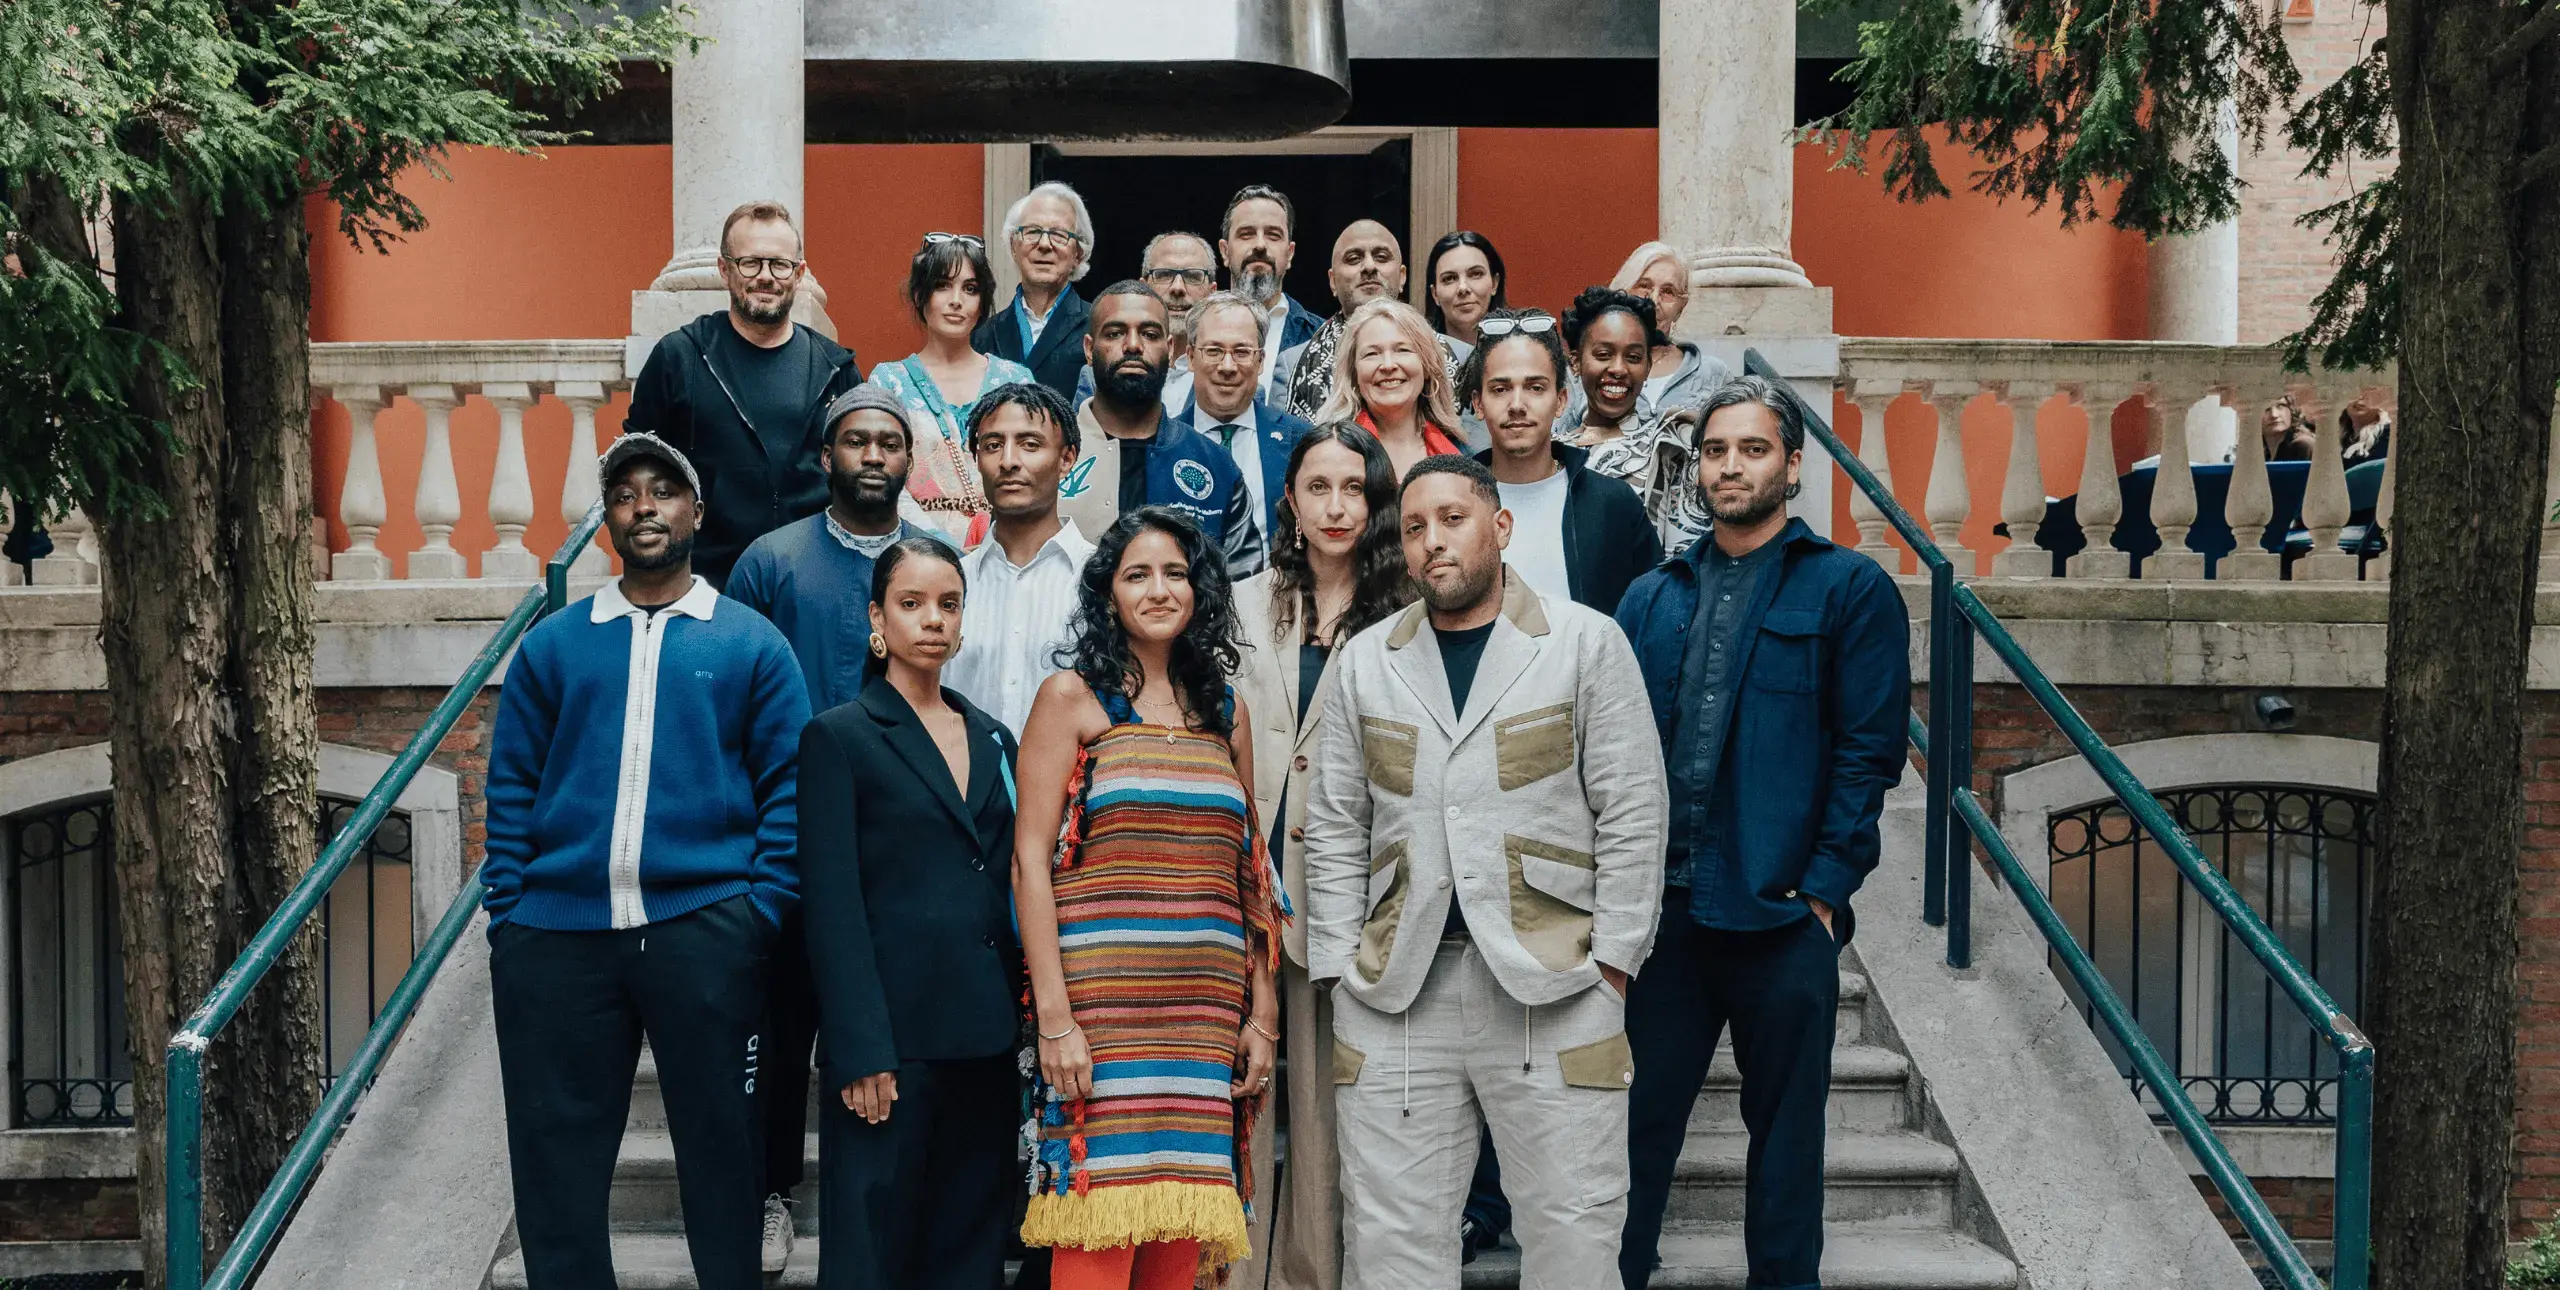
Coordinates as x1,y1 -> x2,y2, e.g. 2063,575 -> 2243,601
1474,441 -> 1666,616
971,285 -> 1091,402
799,683 -> 1020,1089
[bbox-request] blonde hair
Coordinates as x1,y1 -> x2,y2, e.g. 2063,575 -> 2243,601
1609,241 -> 1686,293
1315,299 -> 1461,436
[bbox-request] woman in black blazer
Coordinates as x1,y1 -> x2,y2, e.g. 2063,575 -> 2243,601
800,536 -> 1021,1290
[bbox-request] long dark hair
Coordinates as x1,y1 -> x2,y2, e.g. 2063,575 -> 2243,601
905,235 -> 1000,330
1422,230 -> 1510,335
1059,507 -> 1243,736
866,537 -> 967,677
1267,422 -> 1412,644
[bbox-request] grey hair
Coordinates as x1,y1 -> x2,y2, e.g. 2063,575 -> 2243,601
1185,289 -> 1264,341
1002,181 -> 1097,282
1140,231 -> 1213,273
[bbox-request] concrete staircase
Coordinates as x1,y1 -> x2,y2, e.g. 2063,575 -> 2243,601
489,966 -> 2021,1290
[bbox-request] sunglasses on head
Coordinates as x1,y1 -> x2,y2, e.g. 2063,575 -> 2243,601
1477,314 -> 1557,337
925,232 -> 985,249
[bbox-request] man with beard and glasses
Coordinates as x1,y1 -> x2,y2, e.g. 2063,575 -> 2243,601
1611,375 -> 1910,1290
723,384 -> 951,1273
625,200 -> 863,589
483,432 -> 810,1290
1218,184 -> 1325,399
1275,220 -> 1460,423
1302,455 -> 1664,1290
1056,280 -> 1267,577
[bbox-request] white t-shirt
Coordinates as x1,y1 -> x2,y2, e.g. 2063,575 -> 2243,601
1496,470 -> 1572,606
1642,371 -> 1676,409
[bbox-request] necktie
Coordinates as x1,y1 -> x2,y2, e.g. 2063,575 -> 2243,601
1213,423 -> 1239,450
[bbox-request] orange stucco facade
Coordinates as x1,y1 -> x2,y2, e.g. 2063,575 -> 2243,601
309,130 -> 2151,573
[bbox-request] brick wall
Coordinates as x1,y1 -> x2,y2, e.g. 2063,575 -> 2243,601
0,1178 -> 137,1242
0,693 -> 113,764
2236,1 -> 2396,345
2197,1174 -> 2337,1244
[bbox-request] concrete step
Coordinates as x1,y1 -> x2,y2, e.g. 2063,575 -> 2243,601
1836,969 -> 1871,1046
1686,1043 -> 1909,1134
491,1233 -> 818,1289
1461,1225 -> 2017,1289
1660,1131 -> 1960,1227
608,1132 -> 820,1233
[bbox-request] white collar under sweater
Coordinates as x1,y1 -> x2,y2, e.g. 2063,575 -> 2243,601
588,572 -> 716,927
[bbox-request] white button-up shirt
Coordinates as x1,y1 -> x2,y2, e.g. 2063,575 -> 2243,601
1194,402 -> 1266,526
945,518 -> 1098,735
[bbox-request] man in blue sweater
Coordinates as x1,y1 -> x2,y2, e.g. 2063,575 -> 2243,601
483,432 -> 811,1290
724,383 -> 948,1269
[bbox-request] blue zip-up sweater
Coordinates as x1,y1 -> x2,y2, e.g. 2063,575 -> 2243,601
482,576 -> 812,932
1613,519 -> 1911,934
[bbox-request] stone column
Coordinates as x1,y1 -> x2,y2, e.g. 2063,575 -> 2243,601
1661,0 -> 1835,527
2149,106 -> 2241,463
629,0 -> 831,357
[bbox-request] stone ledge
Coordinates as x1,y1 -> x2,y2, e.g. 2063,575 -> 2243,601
0,1128 -> 133,1181
2161,1124 -> 2337,1180
0,1238 -> 140,1275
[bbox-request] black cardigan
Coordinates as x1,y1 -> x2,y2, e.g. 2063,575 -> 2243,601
971,285 -> 1092,404
1475,441 -> 1666,616
798,683 -> 1020,1088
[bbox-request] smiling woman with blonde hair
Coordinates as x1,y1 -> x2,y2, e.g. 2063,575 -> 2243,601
1313,297 -> 1467,480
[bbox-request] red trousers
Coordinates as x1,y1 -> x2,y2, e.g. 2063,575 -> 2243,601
1049,1239 -> 1204,1290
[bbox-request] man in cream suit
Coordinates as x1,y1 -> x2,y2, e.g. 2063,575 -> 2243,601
1303,454 -> 1667,1289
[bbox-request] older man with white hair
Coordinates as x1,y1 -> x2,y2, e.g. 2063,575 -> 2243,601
972,180 -> 1096,401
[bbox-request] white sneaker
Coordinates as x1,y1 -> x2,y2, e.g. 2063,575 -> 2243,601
760,1193 -> 794,1273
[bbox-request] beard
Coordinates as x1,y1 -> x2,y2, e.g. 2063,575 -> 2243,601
1096,355 -> 1168,410
1415,551 -> 1501,615
1238,262 -> 1280,303
831,466 -> 907,522
617,528 -> 695,573
731,284 -> 790,326
1706,471 -> 1790,527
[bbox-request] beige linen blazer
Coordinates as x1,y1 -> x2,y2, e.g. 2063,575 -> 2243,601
1301,568 -> 1667,1013
1232,570 -> 1347,967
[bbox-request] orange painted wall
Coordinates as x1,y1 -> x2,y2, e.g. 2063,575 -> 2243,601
309,132 -> 2146,575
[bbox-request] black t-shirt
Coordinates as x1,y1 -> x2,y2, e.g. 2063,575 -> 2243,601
1116,434 -> 1153,513
1436,621 -> 1497,716
714,324 -> 814,459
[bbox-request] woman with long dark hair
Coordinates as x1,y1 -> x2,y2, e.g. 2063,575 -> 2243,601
872,233 -> 1038,547
1011,508 -> 1283,1290
800,537 -> 1023,1289
1225,423 -> 1409,1289
1422,230 -> 1510,353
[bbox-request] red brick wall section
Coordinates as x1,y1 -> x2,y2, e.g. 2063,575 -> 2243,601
2195,1175 -> 2337,1244
0,1178 -> 138,1242
0,692 -> 113,764
2236,2 -> 2397,345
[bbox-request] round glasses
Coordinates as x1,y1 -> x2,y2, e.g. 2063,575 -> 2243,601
724,255 -> 803,280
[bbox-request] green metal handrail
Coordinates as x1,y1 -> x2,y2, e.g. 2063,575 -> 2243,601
1748,349 -> 2371,1290
165,504 -> 605,1290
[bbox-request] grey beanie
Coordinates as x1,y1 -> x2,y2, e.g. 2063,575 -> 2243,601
823,382 -> 917,445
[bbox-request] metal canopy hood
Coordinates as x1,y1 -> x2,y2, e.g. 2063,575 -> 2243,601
804,0 -> 1349,142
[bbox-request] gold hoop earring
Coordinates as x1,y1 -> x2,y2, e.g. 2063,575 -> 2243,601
870,632 -> 887,658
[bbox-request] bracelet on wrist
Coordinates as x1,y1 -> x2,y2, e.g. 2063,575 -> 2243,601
1040,1021 -> 1078,1042
1244,1017 -> 1280,1042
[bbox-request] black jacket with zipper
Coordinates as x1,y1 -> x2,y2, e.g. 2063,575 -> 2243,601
623,312 -> 861,588
1473,440 -> 1665,616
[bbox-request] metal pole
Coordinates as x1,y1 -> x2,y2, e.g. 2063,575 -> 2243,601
2331,1049 -> 2374,1290
1946,617 -> 1975,968
1923,563 -> 1952,928
166,1038 -> 206,1290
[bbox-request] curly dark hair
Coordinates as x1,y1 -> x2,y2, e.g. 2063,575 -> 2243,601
1562,285 -> 1670,352
1266,422 -> 1413,645
1057,507 -> 1244,737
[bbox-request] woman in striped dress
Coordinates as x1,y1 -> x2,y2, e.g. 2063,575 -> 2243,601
1012,507 -> 1283,1289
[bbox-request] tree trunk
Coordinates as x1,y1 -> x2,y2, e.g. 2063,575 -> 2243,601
104,168 -> 325,1288
2369,0 -> 2560,1284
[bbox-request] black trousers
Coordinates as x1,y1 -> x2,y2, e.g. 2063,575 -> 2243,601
763,908 -> 820,1197
1621,886 -> 1839,1290
816,1053 -> 1018,1290
491,894 -> 774,1290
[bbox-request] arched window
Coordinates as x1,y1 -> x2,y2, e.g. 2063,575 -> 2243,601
1,795 -> 419,1127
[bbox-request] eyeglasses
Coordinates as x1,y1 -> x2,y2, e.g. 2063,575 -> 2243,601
925,232 -> 984,249
1012,225 -> 1081,249
1193,342 -> 1263,366
1636,282 -> 1690,301
723,255 -> 803,280
1477,314 -> 1557,337
1145,267 -> 1215,287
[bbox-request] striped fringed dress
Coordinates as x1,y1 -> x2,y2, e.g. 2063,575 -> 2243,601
1020,684 -> 1282,1265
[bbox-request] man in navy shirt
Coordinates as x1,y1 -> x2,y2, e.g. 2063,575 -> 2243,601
483,433 -> 810,1290
724,383 -> 948,1270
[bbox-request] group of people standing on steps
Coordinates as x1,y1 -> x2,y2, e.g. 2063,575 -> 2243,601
477,187 -> 1912,1290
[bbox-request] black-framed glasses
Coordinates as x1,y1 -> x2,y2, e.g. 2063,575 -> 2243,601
723,255 -> 803,279
1145,267 -> 1214,287
1012,225 -> 1081,249
925,232 -> 985,249
1477,314 -> 1557,337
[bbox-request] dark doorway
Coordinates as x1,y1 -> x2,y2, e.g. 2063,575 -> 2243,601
1031,140 -> 1412,314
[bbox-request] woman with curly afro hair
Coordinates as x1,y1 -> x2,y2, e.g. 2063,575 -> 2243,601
1009,507 -> 1285,1289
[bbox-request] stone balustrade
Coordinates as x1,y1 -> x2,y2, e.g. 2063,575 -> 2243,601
1834,339 -> 2403,582
310,341 -> 626,583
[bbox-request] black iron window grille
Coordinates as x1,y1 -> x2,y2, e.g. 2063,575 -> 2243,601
2047,785 -> 2371,1125
4,796 -> 416,1127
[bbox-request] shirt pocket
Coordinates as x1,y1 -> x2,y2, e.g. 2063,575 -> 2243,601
1505,834 -> 1597,972
1493,702 -> 1576,791
1748,608 -> 1825,694
1360,716 -> 1420,797
1357,839 -> 1411,982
